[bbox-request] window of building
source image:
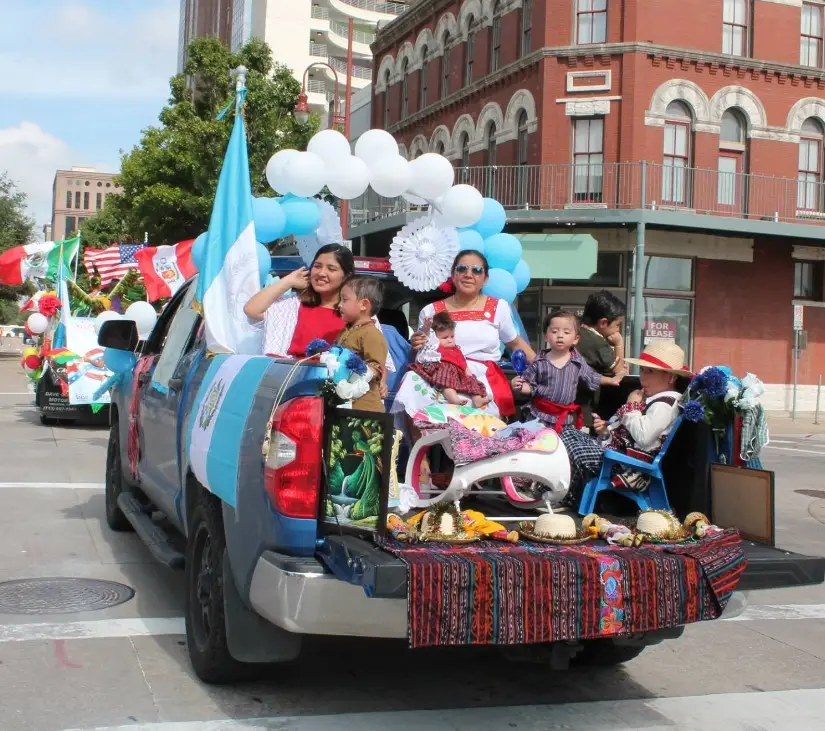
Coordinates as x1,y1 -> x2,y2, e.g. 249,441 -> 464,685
491,3 -> 503,73
401,59 -> 409,118
640,256 -> 694,292
64,216 -> 76,239
383,70 -> 391,127
798,117 -> 824,211
551,252 -> 624,288
97,181 -> 103,187
465,16 -> 476,85
794,260 -> 824,299
722,0 -> 749,55
516,110 -> 530,206
802,3 -> 824,67
435,141 -> 445,156
521,0 -> 533,55
662,101 -> 693,205
460,132 -> 470,177
441,33 -> 451,99
96,192 -> 103,210
420,45 -> 429,108
484,122 -> 497,197
573,117 -> 604,202
84,180 -> 90,186
74,191 -> 81,209
83,191 -> 89,210
576,0 -> 607,45
66,191 -> 72,208
718,108 -> 747,209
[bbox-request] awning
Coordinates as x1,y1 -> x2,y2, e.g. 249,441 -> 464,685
514,233 -> 598,280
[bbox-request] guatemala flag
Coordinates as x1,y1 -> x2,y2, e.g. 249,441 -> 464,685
194,86 -> 262,354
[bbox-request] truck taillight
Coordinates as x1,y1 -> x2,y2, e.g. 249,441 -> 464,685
264,396 -> 324,519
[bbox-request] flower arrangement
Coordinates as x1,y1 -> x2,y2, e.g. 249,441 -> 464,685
305,340 -> 372,405
682,366 -> 765,426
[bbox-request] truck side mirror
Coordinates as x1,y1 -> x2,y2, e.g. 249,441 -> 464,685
98,319 -> 139,352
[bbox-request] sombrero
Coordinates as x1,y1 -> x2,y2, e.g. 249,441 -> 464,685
624,340 -> 692,376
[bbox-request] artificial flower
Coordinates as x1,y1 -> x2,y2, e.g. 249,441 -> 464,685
37,294 -> 62,318
702,367 -> 729,400
305,339 -> 330,357
683,399 -> 706,423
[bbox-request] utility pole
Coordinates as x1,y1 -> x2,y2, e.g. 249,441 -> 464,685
340,18 -> 354,242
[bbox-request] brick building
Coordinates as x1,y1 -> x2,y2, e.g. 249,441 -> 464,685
349,0 -> 825,410
51,168 -> 120,243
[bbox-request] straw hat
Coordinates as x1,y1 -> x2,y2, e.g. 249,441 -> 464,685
624,340 -> 692,376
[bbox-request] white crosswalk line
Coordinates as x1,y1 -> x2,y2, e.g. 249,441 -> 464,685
0,617 -> 184,643
60,687 -> 825,731
763,445 -> 825,456
726,603 -> 825,621
0,481 -> 105,489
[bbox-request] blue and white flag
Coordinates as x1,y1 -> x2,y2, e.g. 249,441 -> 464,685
52,243 -> 72,349
194,83 -> 262,354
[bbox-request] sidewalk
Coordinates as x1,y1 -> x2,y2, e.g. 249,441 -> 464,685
767,412 -> 825,436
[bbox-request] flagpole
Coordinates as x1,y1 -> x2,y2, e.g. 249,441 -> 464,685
73,236 -> 80,281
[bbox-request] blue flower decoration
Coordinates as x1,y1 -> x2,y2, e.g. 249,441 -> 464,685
683,399 -> 705,423
689,372 -> 705,391
305,339 -> 330,357
346,353 -> 368,376
703,367 -> 729,399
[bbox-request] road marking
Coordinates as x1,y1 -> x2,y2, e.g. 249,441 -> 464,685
59,688 -> 825,731
763,445 -> 825,456
0,391 -> 31,395
0,617 -> 184,643
726,603 -> 825,622
0,481 -> 105,490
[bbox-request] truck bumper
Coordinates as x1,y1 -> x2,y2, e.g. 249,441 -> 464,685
248,550 -> 408,638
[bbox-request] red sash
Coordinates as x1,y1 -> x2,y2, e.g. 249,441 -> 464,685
532,396 -> 584,433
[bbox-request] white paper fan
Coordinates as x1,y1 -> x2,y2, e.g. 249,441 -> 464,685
296,199 -> 344,265
389,217 -> 459,292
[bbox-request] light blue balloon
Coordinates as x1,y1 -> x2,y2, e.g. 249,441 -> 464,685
484,233 -> 522,272
482,268 -> 517,303
511,259 -> 532,293
457,229 -> 485,254
471,198 -> 507,239
281,196 -> 321,236
103,348 -> 136,375
252,196 -> 287,244
191,232 -> 208,271
257,243 -> 271,287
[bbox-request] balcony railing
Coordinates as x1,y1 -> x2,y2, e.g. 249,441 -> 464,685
328,55 -> 373,78
348,161 -> 825,228
306,79 -> 327,94
336,0 -> 408,15
311,5 -> 330,19
329,20 -> 375,44
309,42 -> 328,57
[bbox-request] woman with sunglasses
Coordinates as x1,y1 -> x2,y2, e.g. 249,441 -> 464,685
392,250 -> 536,421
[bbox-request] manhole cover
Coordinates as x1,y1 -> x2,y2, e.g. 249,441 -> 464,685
0,578 -> 135,615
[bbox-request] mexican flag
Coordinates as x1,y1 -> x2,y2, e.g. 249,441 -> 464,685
0,237 -> 81,285
135,239 -> 196,302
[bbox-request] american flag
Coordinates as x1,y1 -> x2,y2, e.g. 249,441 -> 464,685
84,243 -> 144,285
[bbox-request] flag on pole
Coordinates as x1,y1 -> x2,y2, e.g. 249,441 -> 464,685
0,237 -> 80,285
135,239 -> 197,302
83,243 -> 143,286
52,242 -> 73,350
194,71 -> 262,354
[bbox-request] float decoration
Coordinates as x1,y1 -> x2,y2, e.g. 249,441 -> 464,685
306,340 -> 373,405
295,199 -> 344,266
389,218 -> 460,292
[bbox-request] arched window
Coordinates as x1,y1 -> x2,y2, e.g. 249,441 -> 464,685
490,2 -> 502,73
465,16 -> 476,85
718,108 -> 748,210
400,58 -> 409,118
799,117 -> 825,211
383,69 -> 391,128
419,45 -> 429,109
435,141 -> 445,156
460,132 -> 470,168
662,101 -> 693,205
516,110 -> 530,205
484,121 -> 497,197
521,0 -> 533,56
441,32 -> 451,99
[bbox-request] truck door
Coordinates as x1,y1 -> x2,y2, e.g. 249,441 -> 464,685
136,283 -> 201,518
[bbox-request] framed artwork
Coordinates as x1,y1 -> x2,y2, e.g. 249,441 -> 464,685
710,464 -> 775,545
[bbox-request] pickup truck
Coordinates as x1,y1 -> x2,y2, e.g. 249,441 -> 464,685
99,256 -> 825,684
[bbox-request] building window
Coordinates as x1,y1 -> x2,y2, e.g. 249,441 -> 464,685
64,216 -> 76,239
798,117 -> 824,211
465,17 -> 476,85
383,70 -> 391,127
802,3 -> 824,68
420,45 -> 429,109
662,101 -> 693,205
723,0 -> 749,56
435,141 -> 445,156
484,122 -> 497,197
400,59 -> 409,118
521,0 -> 533,55
794,261 -> 824,299
491,3 -> 502,73
74,191 -> 81,209
718,108 -> 747,208
441,33 -> 451,99
516,110 -> 530,205
460,132 -> 470,168
573,117 -> 604,202
83,191 -> 89,210
576,0 -> 607,45
66,191 -> 72,208
96,192 -> 103,210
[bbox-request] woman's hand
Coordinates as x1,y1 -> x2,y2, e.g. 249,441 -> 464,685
627,389 -> 645,404
284,267 -> 310,291
410,330 -> 428,350
593,414 -> 608,436
244,268 -> 307,321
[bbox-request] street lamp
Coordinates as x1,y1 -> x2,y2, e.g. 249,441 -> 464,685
293,92 -> 312,126
293,63 -> 345,129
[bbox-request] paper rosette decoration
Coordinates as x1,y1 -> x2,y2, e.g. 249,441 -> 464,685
296,199 -> 344,266
389,217 -> 460,292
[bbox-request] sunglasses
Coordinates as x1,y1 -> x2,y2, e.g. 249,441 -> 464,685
455,264 -> 486,275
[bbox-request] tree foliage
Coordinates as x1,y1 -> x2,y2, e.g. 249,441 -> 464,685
0,173 -> 35,323
82,37 -> 318,247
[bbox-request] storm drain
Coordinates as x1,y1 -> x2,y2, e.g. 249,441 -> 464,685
0,578 -> 135,615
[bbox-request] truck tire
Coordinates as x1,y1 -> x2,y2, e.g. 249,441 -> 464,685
105,418 -> 133,532
575,640 -> 646,667
185,493 -> 248,684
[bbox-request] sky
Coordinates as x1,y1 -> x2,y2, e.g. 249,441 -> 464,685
0,0 -> 179,237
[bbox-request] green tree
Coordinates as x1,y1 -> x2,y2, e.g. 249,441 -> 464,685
0,173 -> 35,324
82,36 -> 318,247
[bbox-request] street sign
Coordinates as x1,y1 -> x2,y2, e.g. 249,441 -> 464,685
794,304 -> 804,331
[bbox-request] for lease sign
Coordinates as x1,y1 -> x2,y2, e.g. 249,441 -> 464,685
644,319 -> 677,343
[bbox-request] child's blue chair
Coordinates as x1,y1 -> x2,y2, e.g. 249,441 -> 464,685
577,415 -> 684,516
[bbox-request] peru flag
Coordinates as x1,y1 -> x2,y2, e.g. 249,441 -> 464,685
135,239 -> 197,302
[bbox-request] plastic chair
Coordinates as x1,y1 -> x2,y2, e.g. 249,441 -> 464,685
578,415 -> 684,516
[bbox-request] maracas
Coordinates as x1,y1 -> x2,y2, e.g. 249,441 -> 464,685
511,349 -> 528,376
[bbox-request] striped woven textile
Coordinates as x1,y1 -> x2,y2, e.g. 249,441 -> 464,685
379,529 -> 745,649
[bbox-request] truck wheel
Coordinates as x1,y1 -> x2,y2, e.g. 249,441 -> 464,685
39,414 -> 57,426
185,493 -> 247,684
575,640 -> 646,667
105,418 -> 133,532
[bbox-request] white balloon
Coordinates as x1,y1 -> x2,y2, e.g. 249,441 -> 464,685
307,129 -> 351,164
409,153 -> 455,200
402,191 -> 429,206
265,149 -> 300,195
369,155 -> 411,198
327,156 -> 370,200
438,184 -> 485,228
27,312 -> 48,335
94,310 -> 121,335
355,129 -> 399,166
125,301 -> 158,339
282,151 -> 326,198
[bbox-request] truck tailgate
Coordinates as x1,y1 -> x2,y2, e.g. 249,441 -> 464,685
319,535 -> 825,599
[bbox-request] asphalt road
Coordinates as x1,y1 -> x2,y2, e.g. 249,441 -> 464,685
0,357 -> 824,731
